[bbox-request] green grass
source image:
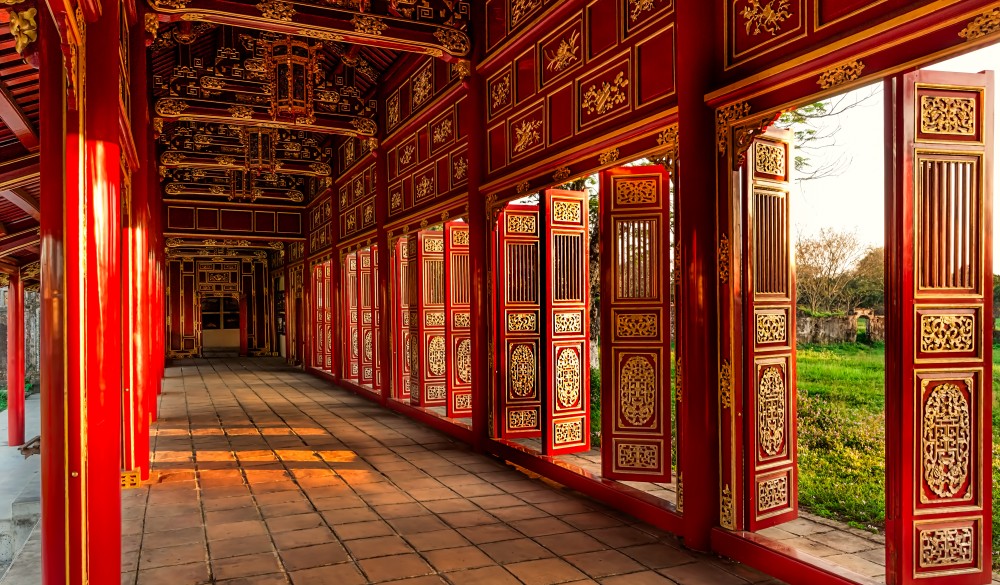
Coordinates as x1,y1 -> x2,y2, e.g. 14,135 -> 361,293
0,389 -> 6,413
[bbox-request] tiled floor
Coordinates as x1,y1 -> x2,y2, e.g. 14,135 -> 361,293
123,358 -> 784,585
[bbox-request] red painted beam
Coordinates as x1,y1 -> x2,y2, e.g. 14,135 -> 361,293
0,187 -> 40,220
0,81 -> 37,152
6,269 -> 24,446
0,229 -> 39,257
0,153 -> 39,187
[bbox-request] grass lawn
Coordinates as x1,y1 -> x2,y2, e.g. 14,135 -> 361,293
0,389 -> 5,412
796,342 -> 1000,568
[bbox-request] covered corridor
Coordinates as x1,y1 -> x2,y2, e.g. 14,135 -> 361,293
115,359 -> 777,585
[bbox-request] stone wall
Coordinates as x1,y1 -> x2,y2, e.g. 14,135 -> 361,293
0,291 -> 42,391
796,312 -> 885,345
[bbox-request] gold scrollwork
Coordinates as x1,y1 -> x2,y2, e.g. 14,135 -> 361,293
720,360 -> 733,409
598,148 -> 620,165
556,348 -> 581,408
959,7 -> 1000,41
920,96 -> 976,136
754,141 -> 784,176
433,28 -> 470,55
554,313 -> 581,333
256,0 -> 294,20
720,485 -> 735,529
428,336 -> 447,376
553,167 -> 572,182
615,179 -> 657,205
616,314 -> 657,338
412,67 -> 433,107
156,99 -> 189,116
350,117 -> 378,136
416,176 -> 434,199
510,0 -> 541,27
352,14 -> 387,35
507,312 -> 536,332
657,125 -> 678,148
229,105 -> 254,119
676,472 -> 684,512
554,420 -> 583,444
8,7 -> 36,56
513,119 -> 543,153
506,214 -> 536,234
581,72 -> 629,116
629,0 -> 657,21
509,345 -> 536,398
491,73 -> 511,109
922,381 -> 971,499
817,60 -> 865,90
758,476 -> 788,511
552,200 -> 581,223
508,408 -> 538,429
719,234 -> 731,283
617,443 -> 658,469
423,238 -> 444,253
755,313 -> 786,344
741,0 -> 792,36
545,31 -> 580,73
620,356 -> 656,426
716,102 -> 751,155
453,157 -> 468,181
427,385 -> 447,400
920,314 -> 975,353
919,526 -> 974,568
516,181 -> 532,194
425,312 -> 446,327
455,393 -> 472,410
454,313 -> 471,328
433,119 -> 453,144
457,339 -> 472,383
758,366 -> 786,456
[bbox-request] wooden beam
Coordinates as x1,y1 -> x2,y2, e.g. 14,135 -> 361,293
0,228 -> 38,257
153,99 -> 376,137
0,153 -> 39,188
0,187 -> 40,220
0,81 -> 38,151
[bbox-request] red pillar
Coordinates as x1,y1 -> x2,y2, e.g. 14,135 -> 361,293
6,270 -> 24,446
374,148 -> 390,402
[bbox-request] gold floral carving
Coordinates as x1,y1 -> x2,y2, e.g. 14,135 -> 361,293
428,336 -> 447,376
716,102 -> 751,155
920,96 -> 976,136
352,14 -> 387,35
453,157 -> 468,181
390,190 -> 403,210
455,393 -> 472,410
629,0 -> 657,21
424,312 -> 445,326
617,443 -> 658,469
400,145 -> 416,165
545,31 -> 580,73
758,476 -> 788,511
657,125 -> 678,148
755,313 -> 786,344
553,167 -> 572,182
350,117 -> 378,136
491,73 -> 511,109
598,148 -> 620,165
556,349 -> 581,408
757,366 -> 786,457
9,8 -> 38,56
506,214 -> 536,234
416,176 -> 434,199
156,99 -> 189,116
719,360 -> 733,409
514,119 -> 543,153
741,0 -> 792,36
581,72 -> 629,116
161,152 -> 185,165
413,67 -> 433,107
754,142 -> 784,176
454,313 -> 471,328
507,312 -> 536,332
297,29 -> 343,41
433,28 -> 470,55
452,229 -> 470,246
452,60 -> 472,79
620,356 -> 656,426
720,485 -> 735,529
554,313 -> 581,333
554,420 -> 583,445
510,0 -> 541,27
817,60 -> 865,90
920,315 -> 975,353
616,314 -> 657,338
718,234 -> 731,283
509,345 -> 536,398
363,330 -> 373,360
229,105 -> 254,119
387,94 -> 400,128
423,237 -> 444,253
919,526 -> 974,568
922,381 -> 971,498
457,339 -> 472,383
433,119 -> 453,144
959,8 -> 1000,41
508,409 -> 537,429
256,0 -> 294,20
516,181 -> 531,194
0,274 -> 8,288
553,200 -> 581,223
676,472 -> 684,512
427,385 -> 446,400
615,179 -> 656,205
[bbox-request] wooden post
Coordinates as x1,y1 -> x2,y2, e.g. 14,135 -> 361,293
7,269 -> 24,447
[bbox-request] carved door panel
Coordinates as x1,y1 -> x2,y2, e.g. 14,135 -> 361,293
371,245 -> 381,391
445,222 -> 473,418
395,238 -> 412,401
741,130 -> 798,531
324,260 -> 333,372
411,231 -> 447,407
359,249 -> 374,387
599,167 -> 672,481
314,262 -> 325,370
543,190 -> 590,455
344,252 -> 359,380
495,204 -> 543,439
886,70 -> 993,585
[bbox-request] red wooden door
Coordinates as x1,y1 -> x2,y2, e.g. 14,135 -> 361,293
359,249 -> 374,387
741,130 -> 798,530
371,245 -> 381,391
495,204 -> 543,439
599,167 -> 672,481
395,238 -> 412,401
343,252 -> 359,380
324,260 -> 333,372
412,231 -> 447,407
886,69 -> 993,584
445,221 -> 473,418
314,262 -> 325,369
543,190 -> 590,455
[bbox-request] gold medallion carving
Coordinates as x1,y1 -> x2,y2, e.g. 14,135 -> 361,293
455,393 -> 472,410
545,31 -> 580,72
758,476 -> 788,511
922,382 -> 971,499
453,157 -> 468,181
754,142 -> 784,176
615,314 -> 657,338
427,385 -> 446,400
757,366 -> 786,457
513,119 -> 543,153
615,179 -> 657,205
506,214 -> 536,234
918,526 -> 974,568
433,119 -> 453,144
256,0 -> 294,21
352,14 -> 387,35
817,60 -> 865,90
959,8 -> 1000,41
553,167 -> 572,182
598,148 -> 620,165
554,420 -> 583,444
454,313 -> 471,328
755,313 -> 786,344
920,96 -> 976,136
619,356 -> 656,426
509,345 -> 536,398
920,314 -> 975,353
416,176 -> 434,199
552,200 -> 581,223
423,238 -> 444,253
507,312 -> 536,332
582,72 -> 628,116
452,229 -> 470,246
556,348 -> 581,408
554,313 -> 582,333
457,339 -> 472,383
428,336 -> 447,376
363,331 -> 373,361
424,312 -> 445,327
741,0 -> 792,36
412,67 -> 433,107
508,409 -> 537,429
617,443 -> 658,469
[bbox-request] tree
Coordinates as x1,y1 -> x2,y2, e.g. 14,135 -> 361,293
796,228 -> 871,315
843,246 -> 884,313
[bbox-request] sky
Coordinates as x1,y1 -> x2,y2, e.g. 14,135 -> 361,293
788,43 -> 1000,262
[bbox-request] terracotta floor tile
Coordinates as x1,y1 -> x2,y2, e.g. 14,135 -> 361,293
564,549 -> 645,578
658,563 -> 751,585
138,542 -> 207,570
511,516 -> 576,537
587,526 -> 659,549
457,524 -> 521,544
136,561 -> 211,585
288,563 -> 367,585
334,519 -> 395,540
506,557 -> 589,585
480,537 -> 555,564
278,542 -> 350,571
422,545 -> 495,572
206,520 -> 269,542
345,535 -> 415,560
212,552 -> 283,580
265,513 -> 327,533
206,507 -> 264,525
440,510 -> 498,529
442,566 -> 522,585
388,515 -> 449,535
358,553 -> 434,583
271,527 -> 338,550
209,534 -> 277,559
140,526 -> 206,549
620,543 -> 696,569
600,571 -> 677,585
402,528 -> 470,552
534,533 -> 608,556
216,573 -> 290,585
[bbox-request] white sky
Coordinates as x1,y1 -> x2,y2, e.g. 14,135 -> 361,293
790,43 -> 1000,264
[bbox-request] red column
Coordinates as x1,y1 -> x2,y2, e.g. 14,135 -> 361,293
374,148 -> 390,402
6,270 -> 24,446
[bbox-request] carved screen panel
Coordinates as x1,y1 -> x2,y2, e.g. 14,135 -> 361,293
359,249 -> 374,387
885,70 -> 993,584
324,260 -> 333,372
599,168 -> 671,481
543,190 -> 590,455
743,131 -> 797,530
314,262 -> 326,370
445,222 -> 473,418
343,252 -> 359,380
394,238 -> 412,401
411,231 -> 447,407
495,204 -> 543,438
371,245 -> 381,391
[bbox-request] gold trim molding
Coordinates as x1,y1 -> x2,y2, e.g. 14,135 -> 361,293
959,7 -> 1000,41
